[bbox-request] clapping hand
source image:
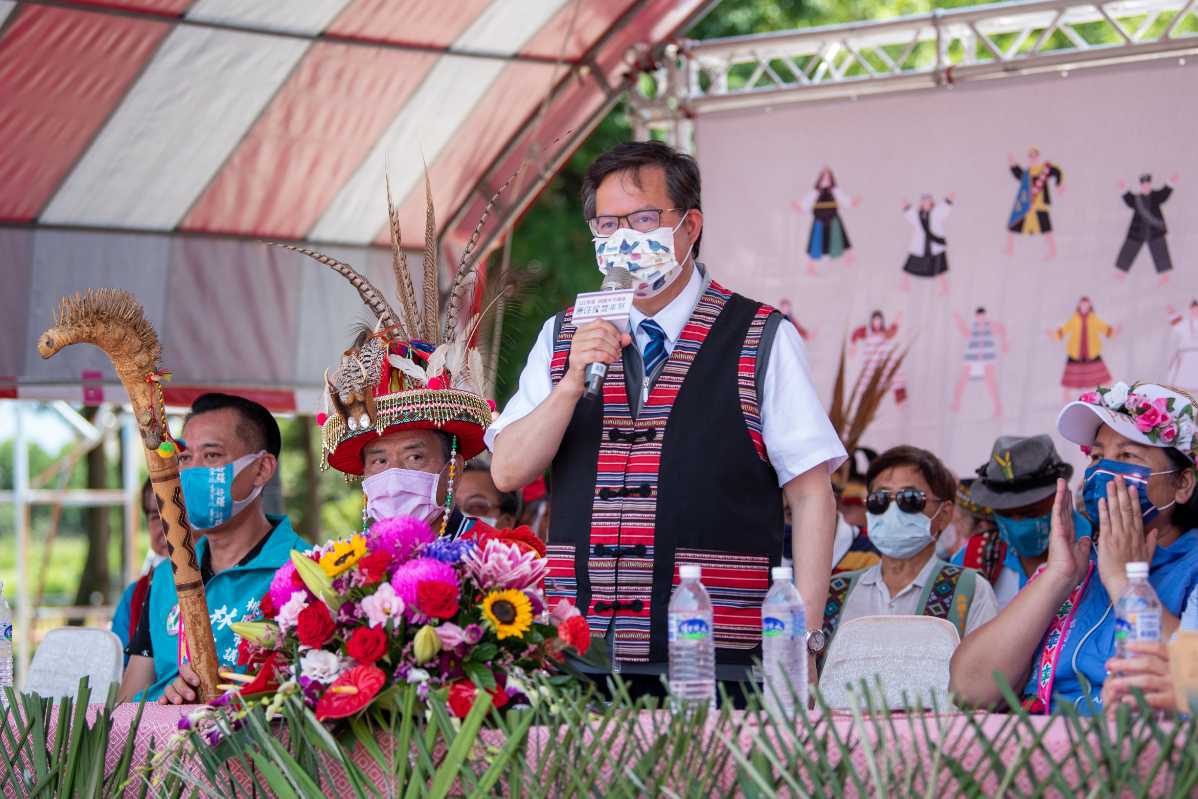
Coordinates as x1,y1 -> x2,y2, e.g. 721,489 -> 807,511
1096,477 -> 1158,600
1044,479 -> 1093,587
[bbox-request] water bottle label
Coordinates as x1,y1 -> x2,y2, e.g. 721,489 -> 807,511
1,624 -> 10,642
762,616 -> 787,637
672,617 -> 711,641
1115,613 -> 1161,643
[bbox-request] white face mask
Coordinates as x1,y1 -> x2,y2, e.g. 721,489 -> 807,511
867,503 -> 939,560
594,216 -> 693,299
362,466 -> 443,523
476,515 -> 499,529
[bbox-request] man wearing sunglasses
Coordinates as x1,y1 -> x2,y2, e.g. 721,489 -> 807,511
822,446 -> 998,650
489,141 -> 845,696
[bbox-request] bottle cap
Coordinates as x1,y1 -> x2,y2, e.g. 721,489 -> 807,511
771,566 -> 793,581
679,564 -> 701,580
1126,561 -> 1149,578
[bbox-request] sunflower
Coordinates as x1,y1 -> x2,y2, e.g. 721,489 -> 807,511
319,534 -> 367,578
480,589 -> 533,640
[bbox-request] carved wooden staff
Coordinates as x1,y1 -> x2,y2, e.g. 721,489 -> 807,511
37,289 -> 220,701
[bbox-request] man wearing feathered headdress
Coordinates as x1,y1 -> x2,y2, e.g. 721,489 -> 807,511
489,141 -> 847,693
284,177 -> 493,537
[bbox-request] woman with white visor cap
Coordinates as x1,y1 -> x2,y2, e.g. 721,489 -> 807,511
951,381 -> 1198,714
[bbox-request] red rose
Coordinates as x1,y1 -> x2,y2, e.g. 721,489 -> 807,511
416,581 -> 460,620
296,601 -> 336,648
447,680 -> 477,719
466,524 -> 546,558
346,625 -> 388,664
357,551 -> 393,584
259,590 -> 277,619
557,615 -> 591,654
447,679 -> 508,720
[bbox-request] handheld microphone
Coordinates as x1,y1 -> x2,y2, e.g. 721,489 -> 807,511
583,266 -> 633,400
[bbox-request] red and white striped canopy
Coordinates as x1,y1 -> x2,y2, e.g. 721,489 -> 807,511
0,0 -> 709,411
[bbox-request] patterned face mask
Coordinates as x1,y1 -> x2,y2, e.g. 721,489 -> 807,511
594,216 -> 693,299
1082,459 -> 1175,526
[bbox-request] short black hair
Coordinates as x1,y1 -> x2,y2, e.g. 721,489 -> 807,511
187,393 -> 281,457
867,445 -> 957,502
582,140 -> 702,255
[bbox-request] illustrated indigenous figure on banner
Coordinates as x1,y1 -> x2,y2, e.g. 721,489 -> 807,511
793,166 -> 860,274
777,298 -> 813,340
1115,173 -> 1178,286
850,310 -> 906,405
1050,296 -> 1117,402
950,307 -> 1008,417
1004,148 -> 1064,260
899,193 -> 954,295
1166,301 -> 1198,391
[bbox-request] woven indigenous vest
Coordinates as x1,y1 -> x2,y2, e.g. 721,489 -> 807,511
546,281 -> 784,667
819,560 -> 979,668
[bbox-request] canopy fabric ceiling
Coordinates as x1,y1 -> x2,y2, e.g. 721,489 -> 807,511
0,0 -> 711,410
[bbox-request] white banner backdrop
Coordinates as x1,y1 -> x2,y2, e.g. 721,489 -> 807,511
696,58 -> 1198,478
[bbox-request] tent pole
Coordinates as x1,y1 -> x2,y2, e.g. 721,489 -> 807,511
13,403 -> 31,688
122,410 -> 140,587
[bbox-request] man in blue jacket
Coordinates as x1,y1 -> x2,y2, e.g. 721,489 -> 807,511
117,393 -> 304,704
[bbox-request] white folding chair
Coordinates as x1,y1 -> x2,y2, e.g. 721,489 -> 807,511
818,615 -> 961,711
25,628 -> 124,700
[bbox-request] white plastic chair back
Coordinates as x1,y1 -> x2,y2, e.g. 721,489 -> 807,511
26,628 -> 124,700
818,615 -> 960,711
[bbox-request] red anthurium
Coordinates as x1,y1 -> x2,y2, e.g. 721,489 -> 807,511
315,665 -> 386,721
238,652 -> 281,697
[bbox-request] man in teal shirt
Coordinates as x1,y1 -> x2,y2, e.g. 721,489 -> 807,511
118,393 -> 304,704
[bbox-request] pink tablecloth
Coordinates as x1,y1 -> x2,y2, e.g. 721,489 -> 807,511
7,703 -> 1184,797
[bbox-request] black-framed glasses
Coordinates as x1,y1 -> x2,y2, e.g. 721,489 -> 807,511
588,208 -> 685,237
866,488 -> 929,515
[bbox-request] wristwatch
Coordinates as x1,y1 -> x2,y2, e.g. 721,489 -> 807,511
804,629 -> 827,655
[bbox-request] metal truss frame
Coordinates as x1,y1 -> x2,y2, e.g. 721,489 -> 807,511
630,0 -> 1198,142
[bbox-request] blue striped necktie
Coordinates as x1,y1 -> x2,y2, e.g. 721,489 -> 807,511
640,319 -> 668,380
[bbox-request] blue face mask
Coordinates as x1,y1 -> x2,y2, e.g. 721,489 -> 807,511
993,512 -> 1052,558
179,451 -> 266,530
1082,459 -> 1174,527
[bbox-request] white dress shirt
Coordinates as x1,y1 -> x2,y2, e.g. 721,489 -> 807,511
839,556 -> 999,637
486,263 -> 847,485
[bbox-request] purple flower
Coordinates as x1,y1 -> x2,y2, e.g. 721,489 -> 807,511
423,538 -> 476,564
177,717 -> 192,731
369,516 -> 436,562
463,624 -> 483,645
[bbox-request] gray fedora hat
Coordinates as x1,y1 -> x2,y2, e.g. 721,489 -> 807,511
971,434 -> 1073,511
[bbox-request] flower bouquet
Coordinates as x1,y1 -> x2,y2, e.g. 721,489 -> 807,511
221,518 -> 595,726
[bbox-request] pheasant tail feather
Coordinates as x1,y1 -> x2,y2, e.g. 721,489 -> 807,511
422,168 -> 439,345
273,243 -> 401,333
385,174 -> 420,340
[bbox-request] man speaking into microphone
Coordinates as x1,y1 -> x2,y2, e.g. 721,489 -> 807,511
489,141 -> 845,697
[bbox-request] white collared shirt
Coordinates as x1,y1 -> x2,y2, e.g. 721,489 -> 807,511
839,555 -> 999,637
485,263 -> 847,485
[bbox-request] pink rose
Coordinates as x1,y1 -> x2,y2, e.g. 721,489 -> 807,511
1161,422 -> 1179,443
1079,392 -> 1100,405
1136,405 -> 1164,432
1153,397 -> 1171,415
550,598 -> 581,625
1126,393 -> 1146,412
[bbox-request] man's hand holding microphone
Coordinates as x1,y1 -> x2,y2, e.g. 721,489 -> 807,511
562,266 -> 634,401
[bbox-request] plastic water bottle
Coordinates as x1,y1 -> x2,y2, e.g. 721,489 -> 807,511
0,581 -> 13,689
668,565 -> 716,712
761,566 -> 807,718
1114,562 -> 1161,657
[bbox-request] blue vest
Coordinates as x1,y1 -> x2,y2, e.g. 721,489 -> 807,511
139,516 -> 304,702
1023,530 -> 1198,714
